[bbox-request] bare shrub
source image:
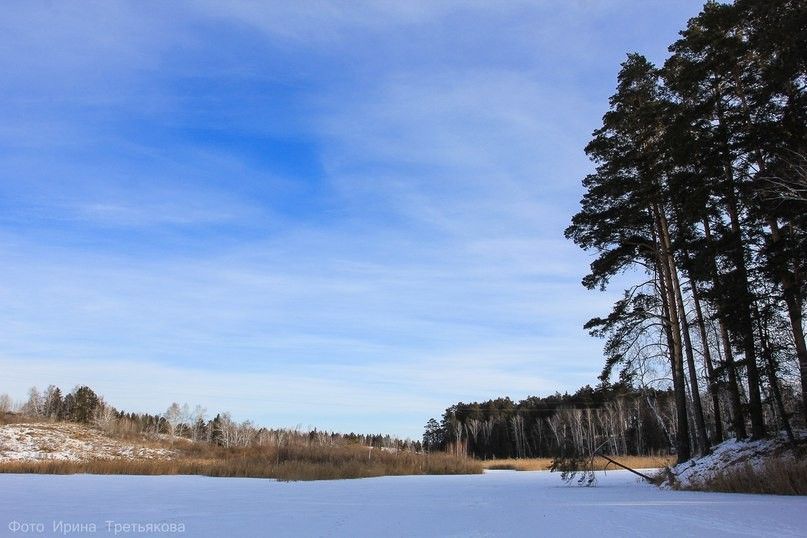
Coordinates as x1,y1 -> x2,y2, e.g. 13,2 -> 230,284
0,394 -> 12,415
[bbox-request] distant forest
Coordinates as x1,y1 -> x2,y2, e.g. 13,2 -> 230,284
428,0 -> 806,463
423,380 -> 800,460
424,384 -> 675,459
4,384 -> 421,452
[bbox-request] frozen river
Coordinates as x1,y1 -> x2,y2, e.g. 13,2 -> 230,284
1,470 -> 804,537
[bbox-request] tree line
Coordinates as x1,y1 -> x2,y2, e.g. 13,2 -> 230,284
423,379 -> 802,461
8,384 -> 422,452
423,383 -> 678,459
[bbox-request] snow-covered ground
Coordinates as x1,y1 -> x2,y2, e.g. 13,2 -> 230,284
1,470 -> 804,537
0,423 -> 173,462
662,432 -> 800,489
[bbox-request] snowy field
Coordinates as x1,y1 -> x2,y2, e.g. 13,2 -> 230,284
1,470 -> 805,537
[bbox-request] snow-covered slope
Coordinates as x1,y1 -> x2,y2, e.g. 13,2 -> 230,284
0,423 -> 173,462
661,432 -> 800,489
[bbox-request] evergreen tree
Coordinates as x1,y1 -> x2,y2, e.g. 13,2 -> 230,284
69,386 -> 100,424
566,53 -> 693,461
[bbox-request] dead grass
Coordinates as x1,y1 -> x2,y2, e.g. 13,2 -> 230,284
0,413 -> 47,426
482,458 -> 554,471
0,443 -> 482,481
686,457 -> 807,496
481,455 -> 675,472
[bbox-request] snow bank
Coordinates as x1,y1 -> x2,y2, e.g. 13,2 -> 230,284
0,423 -> 173,462
661,432 -> 800,489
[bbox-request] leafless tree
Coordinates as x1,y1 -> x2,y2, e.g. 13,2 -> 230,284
190,405 -> 206,441
94,400 -> 118,431
22,387 -> 43,416
760,150 -> 807,205
0,394 -> 12,414
164,402 -> 183,439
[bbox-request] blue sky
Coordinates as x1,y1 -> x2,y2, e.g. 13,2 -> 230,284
1,0 -> 706,438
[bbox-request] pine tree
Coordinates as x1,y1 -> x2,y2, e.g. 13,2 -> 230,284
566,54 -> 694,461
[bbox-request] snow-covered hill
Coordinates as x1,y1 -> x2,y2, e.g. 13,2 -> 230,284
661,432 -> 802,489
0,422 -> 174,462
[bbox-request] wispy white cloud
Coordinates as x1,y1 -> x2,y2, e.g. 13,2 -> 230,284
315,69 -> 595,241
0,0 -> 705,437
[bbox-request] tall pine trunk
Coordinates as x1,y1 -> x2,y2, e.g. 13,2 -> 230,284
722,168 -> 766,439
755,306 -> 795,444
703,216 -> 747,439
653,203 -> 691,462
671,260 -> 710,453
763,218 -> 807,419
689,274 -> 724,443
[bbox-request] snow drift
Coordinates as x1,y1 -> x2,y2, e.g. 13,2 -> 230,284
660,432 -> 803,490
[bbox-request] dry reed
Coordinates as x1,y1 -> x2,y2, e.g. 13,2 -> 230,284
481,455 -> 674,472
685,457 -> 807,496
0,443 -> 482,481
